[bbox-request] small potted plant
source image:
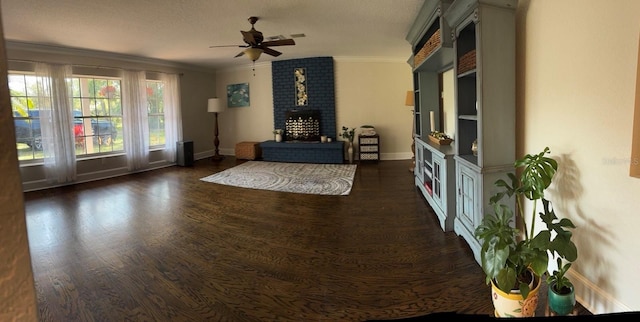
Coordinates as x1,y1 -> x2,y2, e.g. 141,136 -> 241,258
474,147 -> 578,317
340,126 -> 355,142
273,129 -> 283,142
547,257 -> 576,316
341,126 -> 355,163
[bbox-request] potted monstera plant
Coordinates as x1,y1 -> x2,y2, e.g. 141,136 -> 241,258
474,147 -> 578,317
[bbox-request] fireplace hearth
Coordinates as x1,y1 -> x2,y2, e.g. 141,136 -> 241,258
285,110 -> 320,142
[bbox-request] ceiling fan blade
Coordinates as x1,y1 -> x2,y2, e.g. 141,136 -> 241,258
234,51 -> 245,58
262,47 -> 282,57
209,44 -> 247,48
241,30 -> 257,46
261,39 -> 295,47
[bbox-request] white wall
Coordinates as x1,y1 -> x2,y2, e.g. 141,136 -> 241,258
334,58 -> 413,159
213,63 -> 275,157
517,0 -> 640,313
214,58 -> 413,160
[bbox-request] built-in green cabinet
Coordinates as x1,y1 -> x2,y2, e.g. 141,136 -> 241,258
407,0 -> 456,232
445,0 -> 517,263
408,0 -> 517,262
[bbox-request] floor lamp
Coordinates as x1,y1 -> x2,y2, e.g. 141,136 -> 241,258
405,90 -> 415,173
207,98 -> 225,161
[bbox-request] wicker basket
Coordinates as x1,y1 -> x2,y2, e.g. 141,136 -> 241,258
414,29 -> 441,67
428,135 -> 452,146
457,49 -> 476,75
235,142 -> 262,160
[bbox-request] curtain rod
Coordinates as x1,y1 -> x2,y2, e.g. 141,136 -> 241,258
8,59 -> 184,76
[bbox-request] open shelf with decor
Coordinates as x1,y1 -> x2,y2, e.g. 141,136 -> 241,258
413,72 -> 422,138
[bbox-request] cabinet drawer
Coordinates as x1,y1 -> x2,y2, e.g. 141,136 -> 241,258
360,137 -> 378,145
360,145 -> 378,152
360,153 -> 379,160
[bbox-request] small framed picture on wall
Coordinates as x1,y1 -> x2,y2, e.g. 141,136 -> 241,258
227,83 -> 250,107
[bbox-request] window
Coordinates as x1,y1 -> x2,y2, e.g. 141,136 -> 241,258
70,77 -> 124,156
10,73 -> 125,160
146,80 -> 165,147
9,73 -> 41,161
10,72 -> 171,162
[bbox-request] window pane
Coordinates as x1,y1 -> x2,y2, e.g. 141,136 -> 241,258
25,75 -> 39,97
9,73 -> 41,161
147,81 -> 165,147
72,77 -> 123,156
109,98 -> 122,116
8,74 -> 26,95
148,115 -> 165,146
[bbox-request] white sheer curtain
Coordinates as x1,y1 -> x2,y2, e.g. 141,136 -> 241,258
35,63 -> 76,183
160,73 -> 182,162
122,70 -> 149,171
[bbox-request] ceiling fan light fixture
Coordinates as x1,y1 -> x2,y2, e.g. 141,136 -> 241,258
245,48 -> 263,61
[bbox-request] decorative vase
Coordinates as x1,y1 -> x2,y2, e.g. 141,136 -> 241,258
347,141 -> 354,163
491,272 -> 541,317
275,133 -> 282,142
471,138 -> 478,156
548,283 -> 576,316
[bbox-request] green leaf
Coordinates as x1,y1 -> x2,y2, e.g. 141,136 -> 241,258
519,281 -> 531,299
496,267 -> 517,294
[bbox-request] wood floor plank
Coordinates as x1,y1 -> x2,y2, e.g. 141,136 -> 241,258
23,158 -> 590,321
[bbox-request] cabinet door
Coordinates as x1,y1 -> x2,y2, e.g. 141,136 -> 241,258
432,157 -> 443,206
415,139 -> 424,179
457,164 -> 477,230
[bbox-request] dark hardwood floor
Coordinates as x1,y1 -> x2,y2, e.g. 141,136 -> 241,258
23,158 -> 589,321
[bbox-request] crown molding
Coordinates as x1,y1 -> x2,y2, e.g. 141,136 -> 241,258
5,41 -> 215,73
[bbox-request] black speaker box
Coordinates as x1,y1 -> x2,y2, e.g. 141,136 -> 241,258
176,141 -> 194,167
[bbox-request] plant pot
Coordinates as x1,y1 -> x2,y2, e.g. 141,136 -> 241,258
491,273 -> 541,317
275,133 -> 282,142
548,282 -> 576,316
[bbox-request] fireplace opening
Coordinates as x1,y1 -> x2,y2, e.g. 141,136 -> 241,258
285,109 -> 320,142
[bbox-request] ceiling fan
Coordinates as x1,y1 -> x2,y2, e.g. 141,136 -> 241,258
209,16 -> 297,62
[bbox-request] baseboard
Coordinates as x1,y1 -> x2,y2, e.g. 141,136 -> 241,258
570,270 -> 632,314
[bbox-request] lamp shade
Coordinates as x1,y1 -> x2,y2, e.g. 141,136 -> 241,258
245,48 -> 263,61
405,90 -> 414,106
207,98 -> 224,113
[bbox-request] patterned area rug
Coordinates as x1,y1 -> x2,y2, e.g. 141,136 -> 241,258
200,161 -> 357,195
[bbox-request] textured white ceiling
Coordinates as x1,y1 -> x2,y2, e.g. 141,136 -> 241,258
1,0 -> 425,69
